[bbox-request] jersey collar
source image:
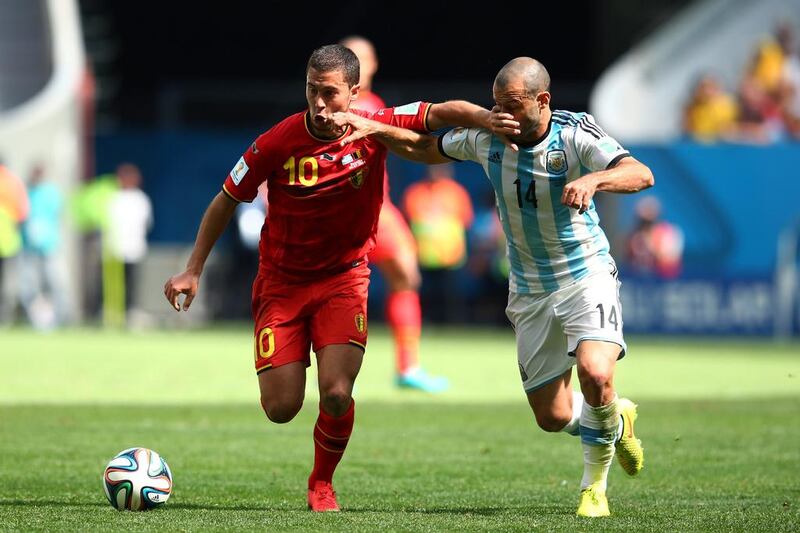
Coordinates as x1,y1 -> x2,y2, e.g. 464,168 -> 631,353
516,118 -> 552,149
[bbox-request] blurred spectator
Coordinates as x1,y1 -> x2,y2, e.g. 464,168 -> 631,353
403,164 -> 473,322
626,196 -> 684,279
777,23 -> 800,138
0,157 -> 29,325
107,163 -> 153,322
684,24 -> 800,143
683,74 -> 739,142
737,40 -> 786,142
750,36 -> 785,95
20,163 -> 69,329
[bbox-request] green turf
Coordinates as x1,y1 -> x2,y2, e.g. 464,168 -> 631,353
1,327 -> 799,531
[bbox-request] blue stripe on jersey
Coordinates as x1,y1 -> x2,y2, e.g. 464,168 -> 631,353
517,147 -> 558,292
487,136 -> 529,293
547,128 -> 587,282
583,209 -> 611,257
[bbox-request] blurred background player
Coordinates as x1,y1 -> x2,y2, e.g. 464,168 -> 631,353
107,163 -> 153,326
340,36 -> 448,393
625,196 -> 684,279
20,163 -> 69,329
402,163 -> 473,323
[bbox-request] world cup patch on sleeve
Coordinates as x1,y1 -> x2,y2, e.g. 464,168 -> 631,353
393,102 -> 422,115
598,138 -> 622,153
230,157 -> 249,185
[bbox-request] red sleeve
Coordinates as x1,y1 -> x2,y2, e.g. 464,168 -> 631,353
223,134 -> 271,203
368,101 -> 432,132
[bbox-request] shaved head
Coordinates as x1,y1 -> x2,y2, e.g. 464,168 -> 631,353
492,57 -> 553,144
494,57 -> 550,95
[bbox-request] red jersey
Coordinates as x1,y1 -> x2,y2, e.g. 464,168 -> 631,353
223,102 -> 432,281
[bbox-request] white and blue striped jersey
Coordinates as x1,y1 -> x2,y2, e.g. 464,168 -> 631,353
439,110 -> 630,294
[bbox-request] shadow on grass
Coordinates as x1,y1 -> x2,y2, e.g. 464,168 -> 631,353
0,499 -> 575,518
0,500 -> 273,512
0,500 -> 108,508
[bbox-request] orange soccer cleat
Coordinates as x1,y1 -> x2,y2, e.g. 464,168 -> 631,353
307,480 -> 340,512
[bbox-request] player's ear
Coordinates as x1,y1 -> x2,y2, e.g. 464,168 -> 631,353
350,83 -> 361,101
537,91 -> 551,109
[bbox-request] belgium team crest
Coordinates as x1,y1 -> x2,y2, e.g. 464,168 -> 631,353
350,170 -> 365,189
354,312 -> 366,333
546,149 -> 568,175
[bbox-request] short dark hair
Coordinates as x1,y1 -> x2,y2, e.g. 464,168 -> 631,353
307,44 -> 360,87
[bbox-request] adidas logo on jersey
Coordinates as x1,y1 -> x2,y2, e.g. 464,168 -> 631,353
488,151 -> 502,163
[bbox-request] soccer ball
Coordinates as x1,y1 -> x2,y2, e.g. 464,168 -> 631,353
102,447 -> 173,511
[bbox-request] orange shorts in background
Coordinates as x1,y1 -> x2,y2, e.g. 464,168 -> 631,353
369,200 -> 417,265
251,264 -> 370,374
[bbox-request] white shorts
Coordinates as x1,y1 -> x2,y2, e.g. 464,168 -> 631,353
505,267 -> 626,394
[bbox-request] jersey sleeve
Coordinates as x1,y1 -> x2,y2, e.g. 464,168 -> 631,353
369,101 -> 433,132
223,135 -> 270,203
438,127 -> 481,163
572,113 -> 630,172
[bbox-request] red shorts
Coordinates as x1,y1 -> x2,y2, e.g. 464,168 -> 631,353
369,200 -> 417,264
252,264 -> 370,373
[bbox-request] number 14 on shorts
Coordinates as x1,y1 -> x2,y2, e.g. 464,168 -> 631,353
596,303 -> 619,331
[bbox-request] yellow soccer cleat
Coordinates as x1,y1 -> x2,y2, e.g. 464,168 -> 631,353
615,398 -> 644,476
576,482 -> 610,517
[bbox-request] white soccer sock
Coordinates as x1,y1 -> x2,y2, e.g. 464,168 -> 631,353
560,390 -> 583,436
579,395 -> 620,491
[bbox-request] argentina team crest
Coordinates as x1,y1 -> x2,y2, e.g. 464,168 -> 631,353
354,312 -> 366,333
546,149 -> 568,175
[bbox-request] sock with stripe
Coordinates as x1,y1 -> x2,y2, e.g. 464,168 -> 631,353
579,395 -> 619,490
385,290 -> 421,374
308,400 -> 354,489
561,390 -> 584,437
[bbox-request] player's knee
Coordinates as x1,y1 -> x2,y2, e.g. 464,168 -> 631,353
383,257 -> 421,292
387,271 -> 418,292
403,267 -> 421,291
576,362 -> 614,394
534,410 -> 572,433
319,388 -> 352,417
260,396 -> 302,424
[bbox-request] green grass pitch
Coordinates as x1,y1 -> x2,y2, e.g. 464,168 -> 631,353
1,326 -> 798,531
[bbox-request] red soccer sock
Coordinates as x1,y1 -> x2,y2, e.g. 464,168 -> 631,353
308,400 -> 355,489
386,290 -> 422,374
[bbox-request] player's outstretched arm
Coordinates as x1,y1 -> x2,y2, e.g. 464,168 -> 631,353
331,112 -> 449,164
430,101 -> 520,151
561,157 -> 655,214
164,191 -> 238,311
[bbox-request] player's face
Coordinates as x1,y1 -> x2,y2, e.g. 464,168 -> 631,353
306,68 -> 360,137
493,81 -> 548,141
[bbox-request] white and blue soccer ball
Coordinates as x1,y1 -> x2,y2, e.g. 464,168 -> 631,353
103,447 -> 173,511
